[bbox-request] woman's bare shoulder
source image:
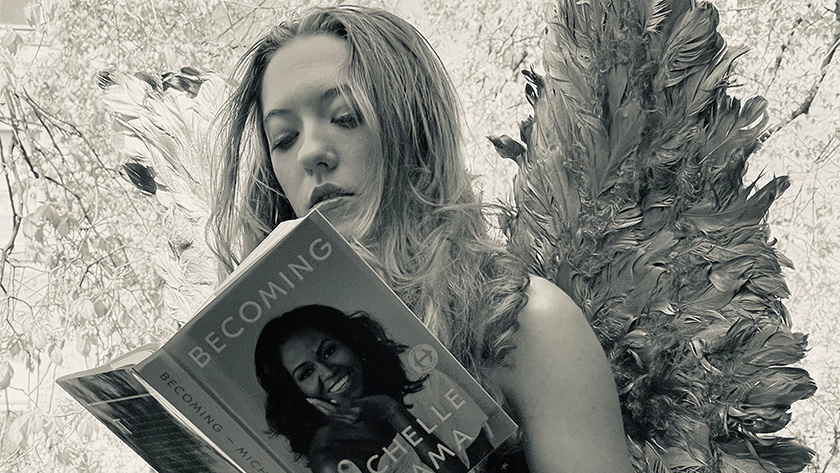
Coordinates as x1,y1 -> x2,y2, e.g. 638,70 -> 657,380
488,274 -> 634,472
511,274 -> 597,350
518,275 -> 584,326
488,274 -> 602,395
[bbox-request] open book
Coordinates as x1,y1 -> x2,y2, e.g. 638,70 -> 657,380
58,210 -> 517,473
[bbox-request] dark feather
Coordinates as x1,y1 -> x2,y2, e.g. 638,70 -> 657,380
120,161 -> 157,195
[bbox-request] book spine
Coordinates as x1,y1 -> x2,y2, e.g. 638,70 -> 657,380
138,350 -> 294,473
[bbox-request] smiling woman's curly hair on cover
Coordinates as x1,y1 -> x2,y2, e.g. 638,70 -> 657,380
254,305 -> 426,459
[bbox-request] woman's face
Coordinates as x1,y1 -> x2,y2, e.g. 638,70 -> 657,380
260,34 -> 381,231
280,326 -> 365,402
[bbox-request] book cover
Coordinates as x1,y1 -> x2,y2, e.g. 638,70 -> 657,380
63,210 -> 516,473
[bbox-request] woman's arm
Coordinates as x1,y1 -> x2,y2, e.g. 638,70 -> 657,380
489,275 -> 634,473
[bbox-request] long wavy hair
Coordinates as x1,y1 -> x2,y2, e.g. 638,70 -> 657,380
254,305 -> 425,458
210,5 -> 529,394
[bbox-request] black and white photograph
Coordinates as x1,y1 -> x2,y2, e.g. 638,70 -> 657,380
1,0 -> 837,472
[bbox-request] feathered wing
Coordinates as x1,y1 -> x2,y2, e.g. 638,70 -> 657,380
492,0 -> 817,472
100,68 -> 231,321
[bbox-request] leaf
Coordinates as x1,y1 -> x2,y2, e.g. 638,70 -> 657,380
1,29 -> 21,54
28,412 -> 44,435
76,414 -> 98,442
48,343 -> 63,366
56,216 -> 73,238
56,449 -> 73,465
7,412 -> 31,449
20,215 -> 43,241
94,300 -> 109,317
76,336 -> 91,358
74,298 -> 96,320
0,360 -> 14,389
31,331 -> 48,350
7,338 -> 21,356
24,353 -> 36,372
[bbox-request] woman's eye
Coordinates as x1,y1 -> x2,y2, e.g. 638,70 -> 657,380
333,113 -> 361,128
297,367 -> 313,381
272,133 -> 297,151
323,344 -> 336,358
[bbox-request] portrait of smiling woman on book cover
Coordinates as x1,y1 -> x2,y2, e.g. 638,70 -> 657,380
255,305 -> 501,473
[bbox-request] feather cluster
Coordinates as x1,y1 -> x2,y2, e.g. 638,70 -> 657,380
492,0 -> 816,471
100,67 -> 230,321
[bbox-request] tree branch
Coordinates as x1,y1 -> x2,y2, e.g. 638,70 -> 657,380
760,5 -> 840,142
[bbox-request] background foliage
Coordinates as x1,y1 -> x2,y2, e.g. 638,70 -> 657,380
0,0 -> 837,472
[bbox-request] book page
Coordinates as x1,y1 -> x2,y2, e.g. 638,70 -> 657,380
58,368 -> 242,473
55,343 -> 158,380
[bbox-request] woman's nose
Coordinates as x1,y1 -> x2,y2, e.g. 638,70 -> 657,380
315,361 -> 336,381
297,127 -> 337,171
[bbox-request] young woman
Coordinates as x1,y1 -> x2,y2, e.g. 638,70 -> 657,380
210,6 -> 633,472
255,305 -> 495,473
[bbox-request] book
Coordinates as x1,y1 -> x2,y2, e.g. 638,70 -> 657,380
58,209 -> 518,473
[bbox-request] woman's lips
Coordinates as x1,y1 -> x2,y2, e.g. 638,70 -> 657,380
314,194 -> 352,210
328,374 -> 351,394
309,184 -> 354,209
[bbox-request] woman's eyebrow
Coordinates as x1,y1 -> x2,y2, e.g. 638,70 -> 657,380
323,84 -> 352,103
264,85 -> 352,123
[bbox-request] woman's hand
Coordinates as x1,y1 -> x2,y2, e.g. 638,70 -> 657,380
307,395 -> 401,425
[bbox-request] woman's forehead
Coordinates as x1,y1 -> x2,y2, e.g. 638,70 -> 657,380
260,34 -> 350,116
281,327 -> 331,359
287,325 -> 332,343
